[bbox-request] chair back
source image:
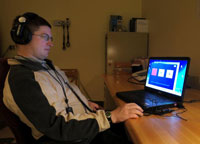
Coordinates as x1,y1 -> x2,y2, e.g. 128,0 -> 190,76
0,58 -> 36,144
62,69 -> 92,100
62,69 -> 79,85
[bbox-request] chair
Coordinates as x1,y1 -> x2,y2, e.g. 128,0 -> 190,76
61,69 -> 104,107
61,69 -> 79,85
61,69 -> 92,100
0,58 -> 36,144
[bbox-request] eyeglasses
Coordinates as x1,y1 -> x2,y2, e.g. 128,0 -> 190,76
33,33 -> 53,42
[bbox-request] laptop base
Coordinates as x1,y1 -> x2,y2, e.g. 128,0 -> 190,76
116,90 -> 180,114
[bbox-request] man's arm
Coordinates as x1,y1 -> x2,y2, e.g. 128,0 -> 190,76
5,66 -> 107,142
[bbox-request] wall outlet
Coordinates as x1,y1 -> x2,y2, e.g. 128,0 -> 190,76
53,20 -> 65,26
8,45 -> 15,50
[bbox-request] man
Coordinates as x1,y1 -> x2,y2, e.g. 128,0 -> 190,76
3,12 -> 143,144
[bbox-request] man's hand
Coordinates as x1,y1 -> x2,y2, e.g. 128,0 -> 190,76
111,103 -> 143,123
88,101 -> 103,111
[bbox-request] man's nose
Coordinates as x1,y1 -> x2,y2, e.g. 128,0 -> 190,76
47,40 -> 54,47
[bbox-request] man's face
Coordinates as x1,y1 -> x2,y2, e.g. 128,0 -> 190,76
28,26 -> 53,60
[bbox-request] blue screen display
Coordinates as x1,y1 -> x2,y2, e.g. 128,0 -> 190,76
145,59 -> 188,96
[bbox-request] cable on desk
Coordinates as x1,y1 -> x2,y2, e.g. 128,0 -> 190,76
160,108 -> 188,121
175,108 -> 188,121
171,99 -> 200,120
183,100 -> 200,103
143,107 -> 188,121
127,77 -> 145,85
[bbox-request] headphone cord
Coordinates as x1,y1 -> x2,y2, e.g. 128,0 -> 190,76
15,56 -> 94,114
44,68 -> 75,113
54,70 -> 94,113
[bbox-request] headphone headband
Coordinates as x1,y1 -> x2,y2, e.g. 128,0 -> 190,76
10,12 -> 38,44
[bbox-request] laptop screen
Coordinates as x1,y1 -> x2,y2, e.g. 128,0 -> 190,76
145,57 -> 190,97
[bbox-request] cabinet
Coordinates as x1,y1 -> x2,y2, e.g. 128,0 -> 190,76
105,32 -> 148,74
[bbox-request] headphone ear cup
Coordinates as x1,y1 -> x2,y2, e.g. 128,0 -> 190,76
10,19 -> 32,44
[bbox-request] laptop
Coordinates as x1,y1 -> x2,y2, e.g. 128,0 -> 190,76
116,57 -> 190,113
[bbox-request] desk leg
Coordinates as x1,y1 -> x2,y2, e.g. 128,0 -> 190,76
104,84 -> 117,110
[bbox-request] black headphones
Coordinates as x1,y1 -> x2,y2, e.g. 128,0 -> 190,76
10,12 -> 38,44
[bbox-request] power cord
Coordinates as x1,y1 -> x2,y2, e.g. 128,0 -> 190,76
144,107 -> 188,121
162,108 -> 188,121
174,108 -> 188,121
127,77 -> 145,85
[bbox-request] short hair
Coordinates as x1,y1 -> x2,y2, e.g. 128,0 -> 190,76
12,12 -> 51,34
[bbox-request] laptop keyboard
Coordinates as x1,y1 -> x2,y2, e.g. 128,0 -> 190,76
134,91 -> 174,106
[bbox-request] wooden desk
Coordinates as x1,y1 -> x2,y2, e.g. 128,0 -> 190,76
103,74 -> 200,144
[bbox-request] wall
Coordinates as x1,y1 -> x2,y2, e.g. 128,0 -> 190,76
0,0 -> 142,100
142,0 -> 200,89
